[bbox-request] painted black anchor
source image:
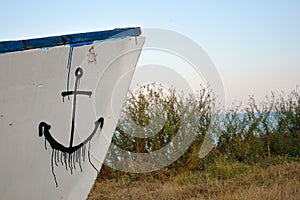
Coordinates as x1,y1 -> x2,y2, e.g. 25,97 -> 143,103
38,67 -> 104,187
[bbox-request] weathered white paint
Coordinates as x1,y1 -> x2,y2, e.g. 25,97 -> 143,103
0,35 -> 144,199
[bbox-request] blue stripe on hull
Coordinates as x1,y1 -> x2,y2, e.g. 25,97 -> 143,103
0,27 -> 141,54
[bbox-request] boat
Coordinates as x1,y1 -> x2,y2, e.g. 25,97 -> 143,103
0,27 -> 145,199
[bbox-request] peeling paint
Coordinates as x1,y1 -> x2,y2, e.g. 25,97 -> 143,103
87,46 -> 97,64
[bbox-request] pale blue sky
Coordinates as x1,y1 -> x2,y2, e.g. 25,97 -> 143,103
1,0 -> 299,106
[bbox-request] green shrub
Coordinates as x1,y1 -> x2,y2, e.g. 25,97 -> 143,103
100,84 -> 300,180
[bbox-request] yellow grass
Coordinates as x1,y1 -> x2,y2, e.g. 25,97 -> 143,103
88,161 -> 300,200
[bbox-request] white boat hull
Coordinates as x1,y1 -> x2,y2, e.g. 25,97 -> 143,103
0,28 -> 144,199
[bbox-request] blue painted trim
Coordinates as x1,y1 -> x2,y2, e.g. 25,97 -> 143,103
0,27 -> 141,54
66,46 -> 74,101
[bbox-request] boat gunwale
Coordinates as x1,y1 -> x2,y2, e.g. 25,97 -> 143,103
0,27 -> 141,54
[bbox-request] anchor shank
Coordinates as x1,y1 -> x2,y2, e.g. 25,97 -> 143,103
69,67 -> 84,148
69,77 -> 79,148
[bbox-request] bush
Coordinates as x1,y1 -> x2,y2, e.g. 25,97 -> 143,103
100,84 -> 300,179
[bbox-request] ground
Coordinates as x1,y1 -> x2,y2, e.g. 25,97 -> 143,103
88,161 -> 300,200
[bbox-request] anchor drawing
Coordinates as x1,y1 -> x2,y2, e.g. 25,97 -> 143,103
38,67 -> 104,187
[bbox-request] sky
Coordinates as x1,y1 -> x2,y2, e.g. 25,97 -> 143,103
1,0 -> 299,107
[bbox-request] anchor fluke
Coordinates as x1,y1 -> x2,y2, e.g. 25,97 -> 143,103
39,121 -> 50,137
96,117 -> 104,128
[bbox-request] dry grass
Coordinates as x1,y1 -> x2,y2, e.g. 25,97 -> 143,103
88,161 -> 300,200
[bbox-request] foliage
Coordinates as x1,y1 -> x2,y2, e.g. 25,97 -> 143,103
100,84 -> 300,179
